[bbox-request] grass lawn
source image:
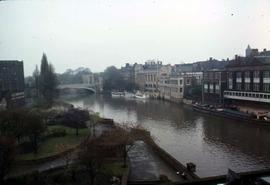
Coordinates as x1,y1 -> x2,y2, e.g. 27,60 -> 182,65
17,125 -> 90,161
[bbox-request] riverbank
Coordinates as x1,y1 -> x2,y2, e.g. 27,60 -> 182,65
71,105 -> 200,182
65,95 -> 270,177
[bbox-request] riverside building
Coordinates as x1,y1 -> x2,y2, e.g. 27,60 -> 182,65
223,48 -> 270,113
202,70 -> 227,105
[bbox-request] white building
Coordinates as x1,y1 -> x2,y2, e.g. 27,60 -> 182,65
159,76 -> 184,103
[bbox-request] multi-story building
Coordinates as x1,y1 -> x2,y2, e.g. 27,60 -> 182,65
202,70 -> 227,105
223,55 -> 270,107
120,63 -> 134,83
0,60 -> 25,108
136,60 -> 162,93
182,72 -> 203,101
201,45 -> 270,109
133,63 -> 143,89
158,75 -> 184,103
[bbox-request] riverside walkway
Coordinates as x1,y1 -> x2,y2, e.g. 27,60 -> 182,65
128,141 -> 183,182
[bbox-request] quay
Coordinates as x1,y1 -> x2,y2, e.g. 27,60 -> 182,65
175,168 -> 270,185
129,128 -> 199,184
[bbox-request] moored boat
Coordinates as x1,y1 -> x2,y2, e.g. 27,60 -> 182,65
124,91 -> 135,98
192,104 -> 270,125
134,92 -> 148,99
111,91 -> 125,97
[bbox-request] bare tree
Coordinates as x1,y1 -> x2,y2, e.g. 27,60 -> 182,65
100,128 -> 134,168
78,137 -> 105,185
89,112 -> 101,137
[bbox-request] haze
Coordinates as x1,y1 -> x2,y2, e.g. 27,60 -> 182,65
0,0 -> 270,76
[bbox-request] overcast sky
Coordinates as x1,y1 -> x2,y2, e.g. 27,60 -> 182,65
0,0 -> 270,76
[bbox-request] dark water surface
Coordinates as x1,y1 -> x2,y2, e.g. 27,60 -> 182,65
66,95 -> 270,177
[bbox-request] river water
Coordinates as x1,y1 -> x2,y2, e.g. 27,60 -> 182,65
66,95 -> 270,177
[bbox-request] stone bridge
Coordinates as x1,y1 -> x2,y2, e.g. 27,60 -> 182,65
57,83 -> 96,93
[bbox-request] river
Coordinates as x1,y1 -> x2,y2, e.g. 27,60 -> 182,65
65,95 -> 270,177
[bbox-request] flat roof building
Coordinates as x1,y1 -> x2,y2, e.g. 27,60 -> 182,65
0,60 -> 25,108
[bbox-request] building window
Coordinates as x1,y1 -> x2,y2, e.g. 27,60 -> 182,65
236,83 -> 241,90
263,83 -> 270,92
245,83 -> 250,91
179,79 -> 183,85
215,84 -> 220,94
245,71 -> 250,78
254,71 -> 260,78
263,71 -> 270,78
236,72 -> 242,83
209,72 -> 214,79
215,72 -> 220,80
228,72 -> 233,79
236,72 -> 241,78
228,79 -> 233,90
186,79 -> 190,85
180,88 -> 183,93
209,84 -> 214,93
204,84 -> 208,93
170,80 -> 178,85
204,73 -> 209,80
253,83 -> 260,91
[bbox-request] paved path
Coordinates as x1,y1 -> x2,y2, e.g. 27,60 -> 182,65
128,141 -> 182,182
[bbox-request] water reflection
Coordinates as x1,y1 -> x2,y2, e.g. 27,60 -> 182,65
66,95 -> 270,177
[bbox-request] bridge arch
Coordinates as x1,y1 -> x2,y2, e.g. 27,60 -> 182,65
57,84 -> 96,93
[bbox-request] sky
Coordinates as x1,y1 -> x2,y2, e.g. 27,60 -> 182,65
0,0 -> 270,76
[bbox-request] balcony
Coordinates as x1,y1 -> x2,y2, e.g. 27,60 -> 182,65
224,90 -> 270,103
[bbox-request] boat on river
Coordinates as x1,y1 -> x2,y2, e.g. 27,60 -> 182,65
111,91 -> 125,97
192,104 -> 270,125
134,92 -> 148,99
124,91 -> 135,98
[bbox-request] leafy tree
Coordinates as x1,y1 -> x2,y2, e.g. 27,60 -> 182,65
24,110 -> 46,154
58,67 -> 92,84
32,65 -> 40,97
62,108 -> 89,136
39,53 -> 58,105
0,109 -> 27,144
0,136 -> 16,184
103,66 -> 126,91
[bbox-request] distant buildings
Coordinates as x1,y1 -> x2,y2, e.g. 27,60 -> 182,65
158,75 -> 184,103
182,72 -> 203,101
0,60 -> 25,109
224,49 -> 270,106
135,60 -> 163,93
118,45 -> 270,109
202,70 -> 227,105
201,45 -> 270,111
120,63 -> 134,83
